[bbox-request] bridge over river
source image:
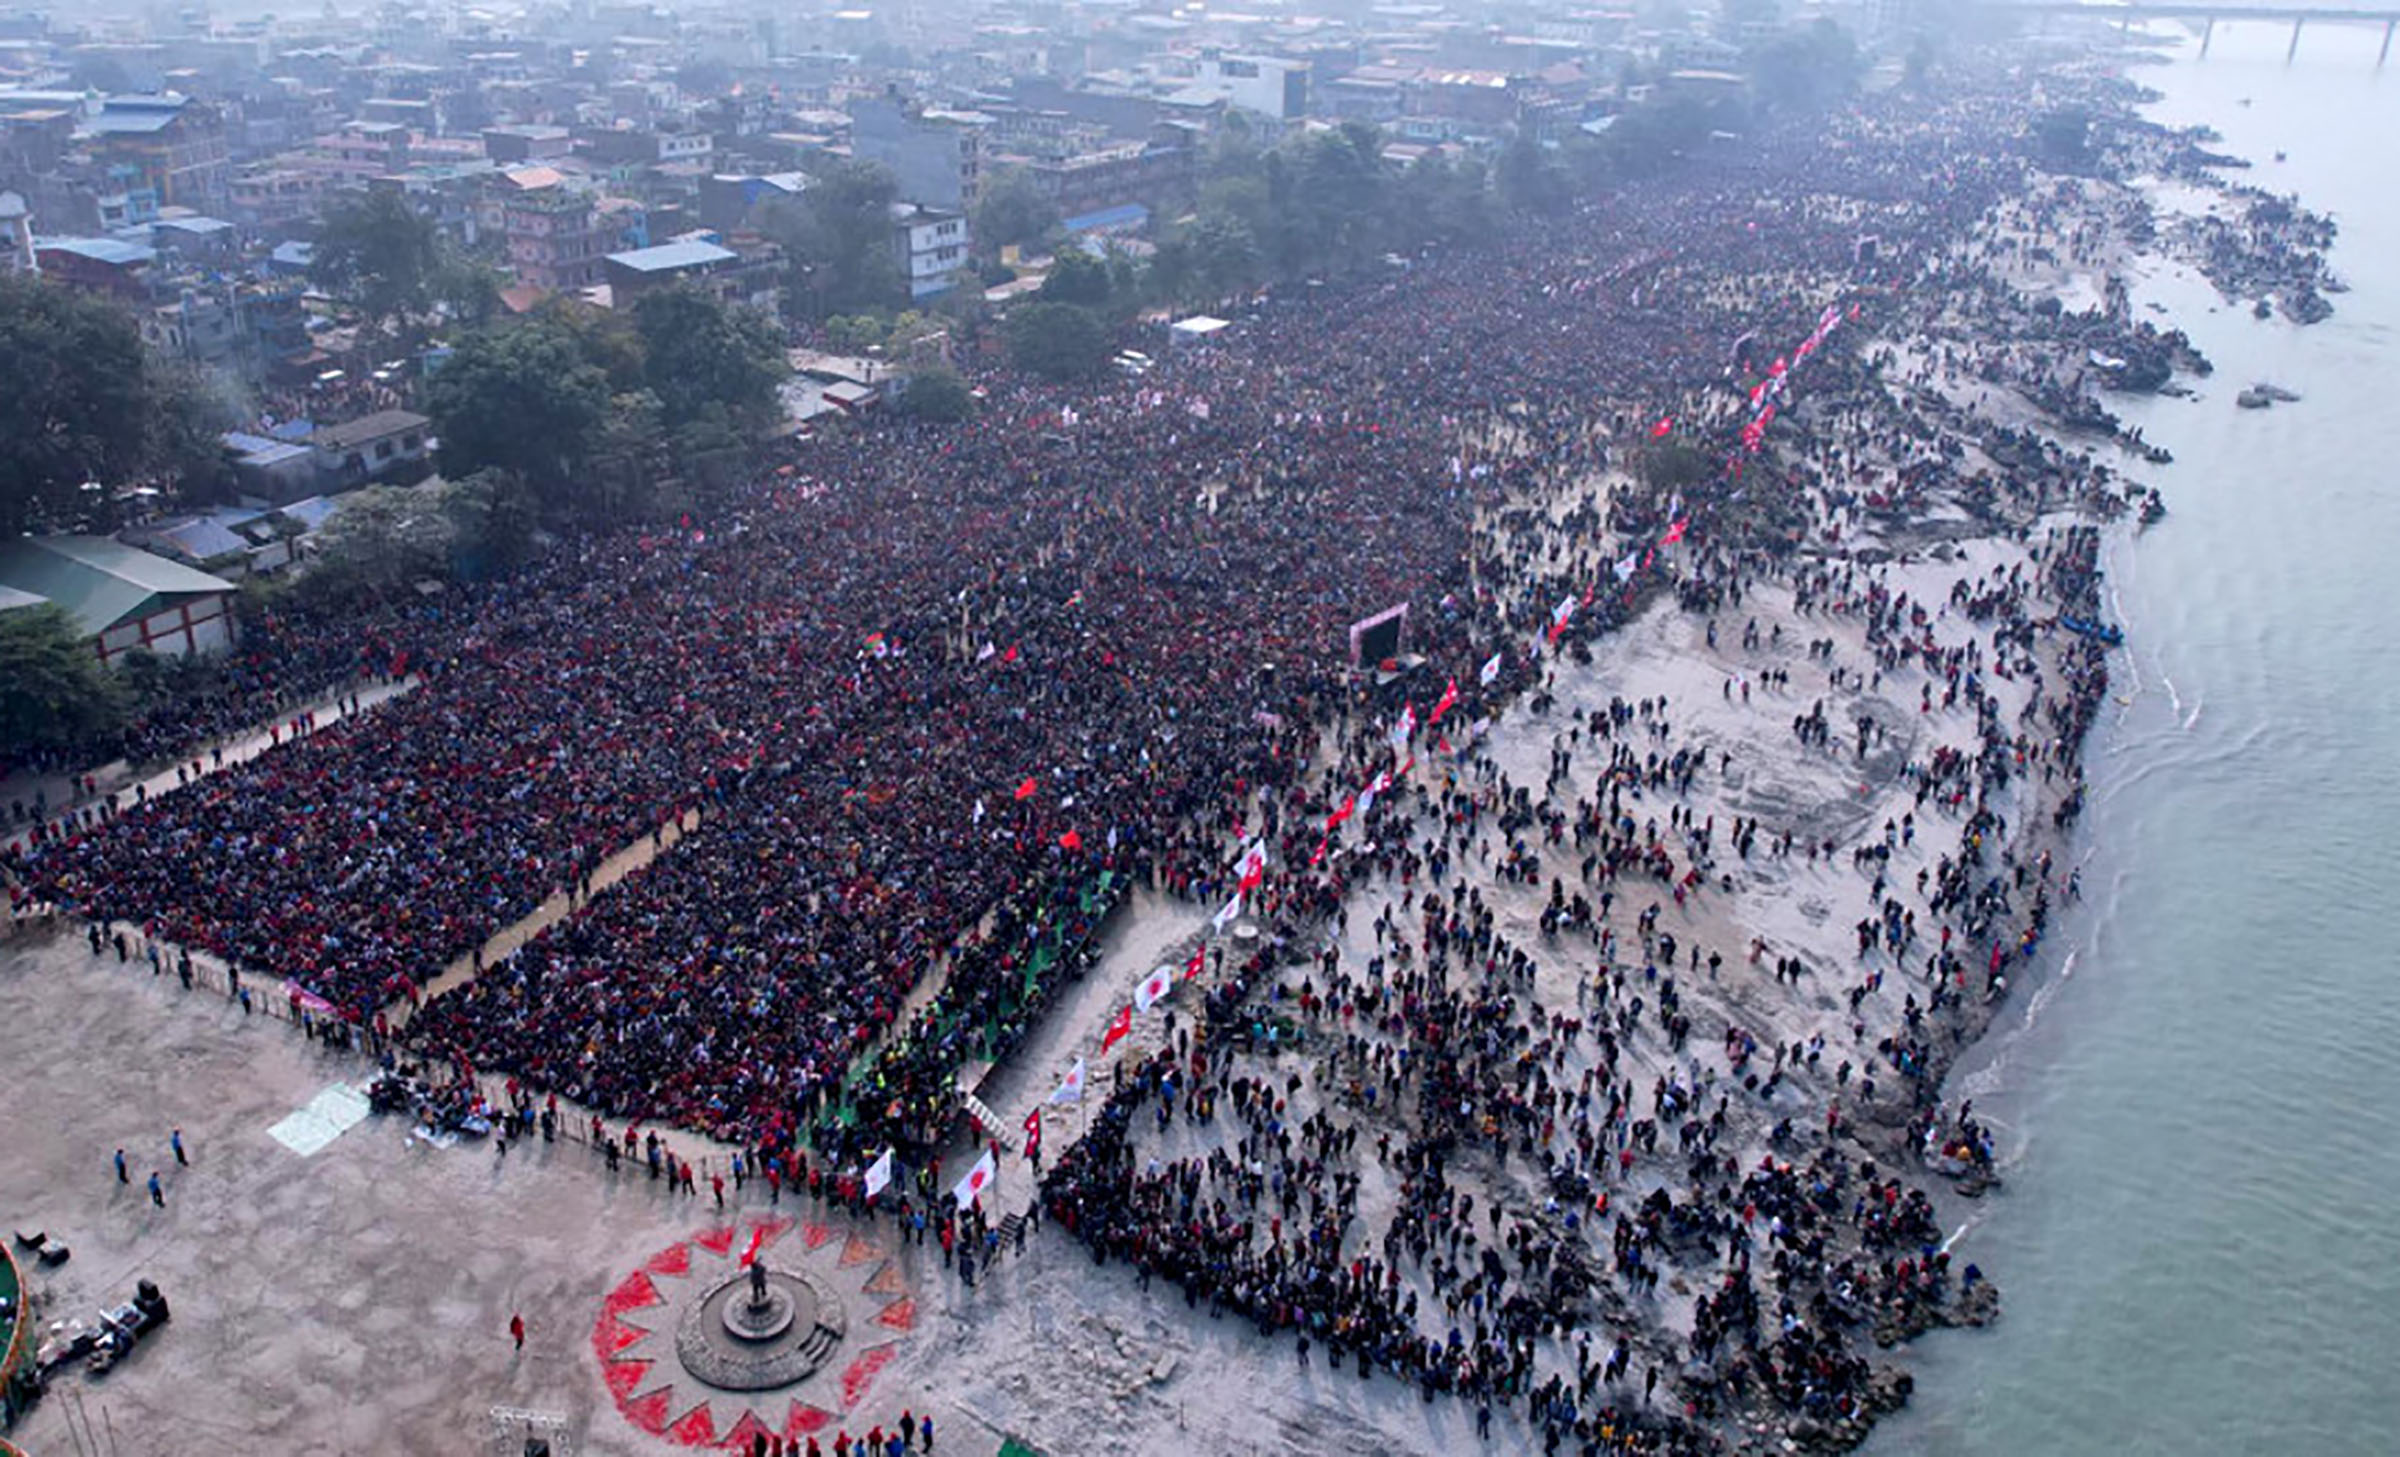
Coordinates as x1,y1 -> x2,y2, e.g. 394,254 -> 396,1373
1997,0 -> 2400,62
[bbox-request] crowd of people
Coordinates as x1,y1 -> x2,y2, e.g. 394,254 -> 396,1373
1,55 -> 2176,1453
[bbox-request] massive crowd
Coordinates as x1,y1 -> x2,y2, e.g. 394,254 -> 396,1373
6,61 -> 2164,1451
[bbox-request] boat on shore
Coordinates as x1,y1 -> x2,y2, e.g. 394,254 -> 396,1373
2058,614 -> 2126,646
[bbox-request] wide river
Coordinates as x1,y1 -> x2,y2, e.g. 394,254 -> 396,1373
1870,21 -> 2400,1457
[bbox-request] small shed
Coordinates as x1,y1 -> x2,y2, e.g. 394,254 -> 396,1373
1169,314 -> 1231,350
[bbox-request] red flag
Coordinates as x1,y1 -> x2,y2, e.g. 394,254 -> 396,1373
1100,1005 -> 1132,1054
1234,839 -> 1267,893
1184,946 -> 1205,980
1326,794 -> 1357,831
1662,518 -> 1687,545
1430,678 -> 1459,725
1059,829 -> 1083,852
1650,416 -> 1673,438
1015,777 -> 1038,801
1002,644 -> 1019,663
1022,1108 -> 1042,1158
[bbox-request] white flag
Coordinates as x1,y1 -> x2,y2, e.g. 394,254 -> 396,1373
1136,965 -> 1174,1012
1615,552 -> 1639,583
953,1147 -> 997,1209
864,1147 -> 894,1200
1479,652 -> 1503,687
1388,703 -> 1417,751
977,641 -> 996,662
1553,595 -> 1577,626
1051,1058 -> 1087,1103
1213,894 -> 1243,932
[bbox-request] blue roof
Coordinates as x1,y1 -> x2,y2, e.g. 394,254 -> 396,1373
279,496 -> 340,529
607,239 -> 736,273
85,111 -> 180,135
37,235 -> 154,265
1064,202 -> 1148,233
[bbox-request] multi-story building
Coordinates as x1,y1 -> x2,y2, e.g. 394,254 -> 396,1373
491,168 -> 609,294
889,203 -> 968,300
1184,51 -> 1311,122
230,165 -> 328,228
849,94 -> 988,211
81,94 -> 230,214
307,120 -> 411,186
1015,125 -> 1200,225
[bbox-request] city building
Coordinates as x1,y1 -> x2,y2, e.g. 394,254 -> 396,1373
849,95 -> 989,211
889,203 -> 968,300
34,236 -> 155,300
310,409 -> 433,488
489,167 -> 608,294
0,534 -> 239,664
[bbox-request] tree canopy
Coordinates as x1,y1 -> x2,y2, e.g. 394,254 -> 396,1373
312,189 -> 443,332
1747,19 -> 1862,117
633,285 -> 788,435
0,604 -> 127,757
971,167 -> 1060,255
1006,301 -> 1111,381
424,311 -> 614,507
426,289 -> 784,521
0,273 -> 233,536
760,161 -> 907,319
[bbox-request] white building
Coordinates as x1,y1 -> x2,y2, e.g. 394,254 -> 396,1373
1188,52 -> 1310,121
890,203 -> 969,300
0,190 -> 30,273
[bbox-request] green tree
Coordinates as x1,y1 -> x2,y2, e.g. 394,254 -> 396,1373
0,604 -> 126,756
1595,95 -> 1712,179
760,161 -> 906,319
632,285 -> 787,434
1392,155 -> 1493,250
1039,250 -> 1116,309
312,189 -> 443,339
899,366 -> 975,422
1188,213 -> 1262,300
2030,106 -> 2093,171
971,167 -> 1060,255
303,484 -> 460,597
1498,137 -> 1571,216
1748,19 -> 1860,117
1006,301 -> 1110,381
437,468 -> 539,578
0,273 -> 221,535
423,315 -> 614,511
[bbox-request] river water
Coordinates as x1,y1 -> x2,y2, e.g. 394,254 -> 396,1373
1870,22 -> 2400,1457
